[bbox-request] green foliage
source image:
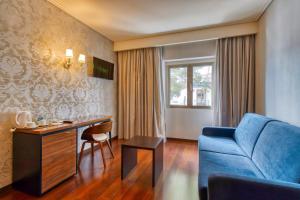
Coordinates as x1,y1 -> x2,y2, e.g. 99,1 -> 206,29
169,66 -> 212,100
170,68 -> 186,98
193,68 -> 211,89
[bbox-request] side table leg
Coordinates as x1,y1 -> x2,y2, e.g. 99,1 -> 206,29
121,146 -> 137,180
152,141 -> 164,187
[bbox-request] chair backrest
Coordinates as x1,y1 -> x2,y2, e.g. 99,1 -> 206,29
234,113 -> 274,157
81,121 -> 112,141
252,121 -> 300,183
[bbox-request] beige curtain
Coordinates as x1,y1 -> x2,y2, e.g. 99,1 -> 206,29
214,35 -> 255,127
117,47 -> 165,139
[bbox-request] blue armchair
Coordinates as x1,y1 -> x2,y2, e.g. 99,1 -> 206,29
202,127 -> 236,138
198,113 -> 300,200
208,174 -> 300,200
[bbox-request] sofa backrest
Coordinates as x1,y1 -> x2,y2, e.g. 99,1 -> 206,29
234,113 -> 274,157
252,121 -> 300,183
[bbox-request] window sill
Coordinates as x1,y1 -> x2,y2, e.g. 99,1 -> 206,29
168,105 -> 212,109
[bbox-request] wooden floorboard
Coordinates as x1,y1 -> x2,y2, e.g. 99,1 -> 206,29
0,139 -> 199,200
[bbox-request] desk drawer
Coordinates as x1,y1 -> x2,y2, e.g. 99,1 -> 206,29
42,129 -> 76,193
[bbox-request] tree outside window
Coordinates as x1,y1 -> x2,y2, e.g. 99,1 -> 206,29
168,63 -> 213,108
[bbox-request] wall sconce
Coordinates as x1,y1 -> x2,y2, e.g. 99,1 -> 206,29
64,49 -> 73,69
78,54 -> 86,66
64,49 -> 86,69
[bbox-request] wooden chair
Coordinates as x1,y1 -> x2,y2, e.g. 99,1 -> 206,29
78,121 -> 114,168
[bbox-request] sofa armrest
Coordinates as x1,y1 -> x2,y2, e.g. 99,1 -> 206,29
208,174 -> 300,200
202,127 -> 236,138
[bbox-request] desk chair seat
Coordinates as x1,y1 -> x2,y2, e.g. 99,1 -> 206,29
78,121 -> 114,168
93,133 -> 108,141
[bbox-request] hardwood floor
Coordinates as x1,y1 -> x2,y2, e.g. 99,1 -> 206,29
0,139 -> 199,200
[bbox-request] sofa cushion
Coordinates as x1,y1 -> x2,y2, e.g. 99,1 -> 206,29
252,121 -> 300,183
234,113 -> 274,157
199,151 -> 264,200
199,135 -> 246,156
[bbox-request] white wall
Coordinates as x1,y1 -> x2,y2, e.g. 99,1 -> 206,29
165,108 -> 213,140
164,40 -> 216,61
163,40 -> 216,140
256,0 -> 300,126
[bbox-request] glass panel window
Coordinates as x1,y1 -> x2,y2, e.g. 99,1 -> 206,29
168,63 -> 213,108
192,65 -> 212,106
169,67 -> 188,106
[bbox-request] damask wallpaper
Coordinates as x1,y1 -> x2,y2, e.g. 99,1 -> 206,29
0,0 -> 117,188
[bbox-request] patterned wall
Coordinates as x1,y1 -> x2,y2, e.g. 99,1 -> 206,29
0,0 -> 117,188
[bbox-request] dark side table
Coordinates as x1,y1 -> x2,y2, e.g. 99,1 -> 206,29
121,136 -> 164,187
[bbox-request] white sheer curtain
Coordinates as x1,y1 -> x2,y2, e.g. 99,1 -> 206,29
153,47 -> 166,139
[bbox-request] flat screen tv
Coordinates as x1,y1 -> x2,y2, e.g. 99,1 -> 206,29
87,56 -> 114,80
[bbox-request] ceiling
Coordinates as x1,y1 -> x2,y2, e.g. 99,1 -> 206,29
48,0 -> 272,42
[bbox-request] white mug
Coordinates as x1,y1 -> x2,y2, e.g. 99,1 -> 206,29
26,121 -> 37,128
38,119 -> 47,126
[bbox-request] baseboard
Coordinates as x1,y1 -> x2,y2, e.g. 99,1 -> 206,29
0,184 -> 12,194
166,137 -> 197,143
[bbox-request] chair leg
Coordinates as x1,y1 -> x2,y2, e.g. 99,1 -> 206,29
99,142 -> 106,168
91,142 -> 94,157
78,141 -> 87,167
109,131 -> 112,147
106,139 -> 114,158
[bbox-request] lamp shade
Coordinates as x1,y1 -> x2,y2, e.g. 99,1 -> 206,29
65,49 -> 73,58
78,54 -> 86,64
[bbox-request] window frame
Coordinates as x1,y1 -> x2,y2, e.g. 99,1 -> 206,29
167,62 -> 214,109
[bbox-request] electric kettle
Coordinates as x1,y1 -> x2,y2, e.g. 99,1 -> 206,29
11,111 -> 33,128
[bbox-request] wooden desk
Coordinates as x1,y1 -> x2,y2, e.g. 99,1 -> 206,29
13,115 -> 112,196
15,115 -> 112,135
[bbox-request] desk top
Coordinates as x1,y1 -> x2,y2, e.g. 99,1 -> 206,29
122,136 -> 163,150
15,115 -> 112,135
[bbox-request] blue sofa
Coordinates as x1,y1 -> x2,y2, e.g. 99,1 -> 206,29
198,113 -> 300,200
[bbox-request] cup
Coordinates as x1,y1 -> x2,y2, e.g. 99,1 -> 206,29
52,119 -> 58,123
38,119 -> 47,126
26,121 -> 37,128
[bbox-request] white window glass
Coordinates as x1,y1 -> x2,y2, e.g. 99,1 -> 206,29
169,67 -> 188,106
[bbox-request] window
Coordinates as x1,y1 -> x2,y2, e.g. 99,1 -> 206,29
192,65 -> 212,107
169,66 -> 188,106
168,63 -> 213,108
